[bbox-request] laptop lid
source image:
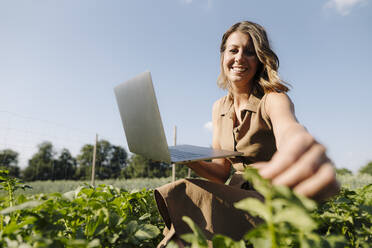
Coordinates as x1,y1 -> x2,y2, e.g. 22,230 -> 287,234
114,71 -> 172,164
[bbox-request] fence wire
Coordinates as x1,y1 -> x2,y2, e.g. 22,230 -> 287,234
0,110 -> 124,170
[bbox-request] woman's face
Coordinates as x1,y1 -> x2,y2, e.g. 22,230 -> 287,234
222,31 -> 259,88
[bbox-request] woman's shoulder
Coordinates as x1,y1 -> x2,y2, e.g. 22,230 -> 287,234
213,94 -> 232,109
264,92 -> 293,109
258,91 -> 288,102
263,92 -> 295,121
264,91 -> 290,100
212,95 -> 232,115
213,94 -> 231,105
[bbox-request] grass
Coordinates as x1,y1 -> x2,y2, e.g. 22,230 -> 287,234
10,177 -> 173,196
337,173 -> 372,189
4,173 -> 371,196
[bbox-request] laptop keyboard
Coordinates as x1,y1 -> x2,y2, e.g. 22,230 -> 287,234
168,148 -> 204,160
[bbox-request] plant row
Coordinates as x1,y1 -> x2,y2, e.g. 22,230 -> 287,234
0,169 -> 371,247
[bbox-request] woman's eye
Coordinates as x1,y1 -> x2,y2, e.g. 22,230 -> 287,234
229,49 -> 238,53
245,50 -> 255,56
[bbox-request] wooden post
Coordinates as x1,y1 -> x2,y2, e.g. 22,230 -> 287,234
172,126 -> 177,182
91,134 -> 98,187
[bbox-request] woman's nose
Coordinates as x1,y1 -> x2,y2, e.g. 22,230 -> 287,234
234,51 -> 244,63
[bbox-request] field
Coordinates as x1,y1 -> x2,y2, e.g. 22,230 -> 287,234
336,173 -> 372,189
5,173 -> 371,196
14,177 -> 173,196
0,171 -> 371,247
2,173 -> 369,197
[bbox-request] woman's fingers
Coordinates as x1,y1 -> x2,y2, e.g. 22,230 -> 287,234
311,177 -> 340,202
271,144 -> 327,187
259,132 -> 315,179
250,162 -> 267,170
293,162 -> 338,199
254,132 -> 339,201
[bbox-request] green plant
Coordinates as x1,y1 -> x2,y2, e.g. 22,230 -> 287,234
0,169 -> 371,247
359,161 -> 372,176
177,168 -> 350,248
2,177 -> 172,196
337,173 -> 372,190
0,184 -> 162,247
313,185 -> 372,248
235,168 -> 347,248
0,170 -> 31,207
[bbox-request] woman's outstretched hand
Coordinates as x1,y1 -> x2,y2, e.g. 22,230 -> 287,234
253,132 -> 340,202
259,93 -> 340,201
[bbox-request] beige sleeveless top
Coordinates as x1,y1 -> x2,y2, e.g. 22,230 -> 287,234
213,92 -> 277,172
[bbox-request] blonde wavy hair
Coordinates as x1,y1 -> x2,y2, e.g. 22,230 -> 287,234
217,21 -> 289,94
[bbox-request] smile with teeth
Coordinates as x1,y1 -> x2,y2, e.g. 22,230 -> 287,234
231,66 -> 248,73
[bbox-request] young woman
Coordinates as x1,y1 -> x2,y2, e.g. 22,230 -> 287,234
155,21 -> 340,247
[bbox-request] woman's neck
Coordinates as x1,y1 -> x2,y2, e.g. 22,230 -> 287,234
230,82 -> 252,106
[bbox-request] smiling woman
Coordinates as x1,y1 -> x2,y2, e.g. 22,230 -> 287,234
217,21 -> 289,94
154,21 -> 340,248
221,31 -> 259,94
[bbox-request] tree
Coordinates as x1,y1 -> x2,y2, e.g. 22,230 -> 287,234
0,149 -> 20,178
106,145 -> 127,178
175,165 -> 197,179
336,167 -> 352,175
54,148 -> 77,180
359,161 -> 372,175
23,141 -> 56,181
76,140 -> 127,180
75,144 -> 94,180
122,154 -> 171,178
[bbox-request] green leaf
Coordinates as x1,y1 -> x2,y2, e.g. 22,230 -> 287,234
0,200 -> 42,215
134,224 -> 160,240
127,220 -> 138,235
234,198 -> 269,221
3,216 -> 37,235
243,224 -> 270,241
212,234 -> 246,248
250,237 -> 271,248
274,185 -> 317,212
295,193 -> 317,211
165,241 -> 180,248
87,239 -> 101,248
181,233 -> 197,244
181,216 -> 208,247
62,190 -> 76,201
243,168 -> 272,197
273,206 -> 317,232
139,212 -> 151,220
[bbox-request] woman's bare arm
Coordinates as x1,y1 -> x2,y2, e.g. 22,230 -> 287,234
256,93 -> 339,201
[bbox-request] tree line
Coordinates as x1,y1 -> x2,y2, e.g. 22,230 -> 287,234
2,140 -> 371,181
0,140 -> 194,181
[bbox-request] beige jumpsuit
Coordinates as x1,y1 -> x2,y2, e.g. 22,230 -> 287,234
155,92 -> 277,247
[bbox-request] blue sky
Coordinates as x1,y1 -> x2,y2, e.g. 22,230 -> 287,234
0,0 -> 371,172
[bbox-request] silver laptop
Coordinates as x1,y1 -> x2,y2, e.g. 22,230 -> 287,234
114,71 -> 242,164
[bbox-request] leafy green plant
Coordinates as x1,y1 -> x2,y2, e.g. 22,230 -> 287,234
0,169 -> 371,248
177,168 -> 350,248
358,161 -> 372,176
2,177 -> 172,196
0,170 -> 31,207
313,185 -> 372,248
236,168 -> 347,248
0,184 -> 162,247
337,173 -> 372,190
178,216 -> 246,248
